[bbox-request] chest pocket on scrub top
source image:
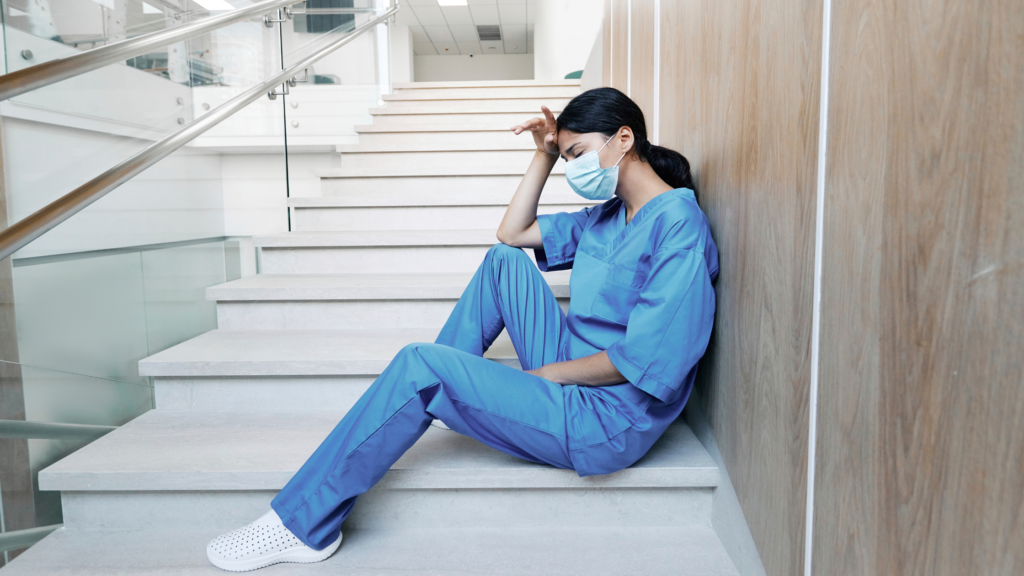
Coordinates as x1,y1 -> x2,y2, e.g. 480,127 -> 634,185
590,263 -> 648,325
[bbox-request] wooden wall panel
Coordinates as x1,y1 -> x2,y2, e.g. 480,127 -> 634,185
814,0 -> 1024,573
609,0 -> 628,92
602,0 -> 611,87
659,1 -> 822,575
628,0 -> 655,125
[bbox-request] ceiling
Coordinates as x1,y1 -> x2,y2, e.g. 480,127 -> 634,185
394,0 -> 536,57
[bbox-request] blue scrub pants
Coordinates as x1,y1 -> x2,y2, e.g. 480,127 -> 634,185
271,244 -> 676,551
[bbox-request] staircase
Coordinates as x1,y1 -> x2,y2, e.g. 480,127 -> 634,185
5,80 -> 741,575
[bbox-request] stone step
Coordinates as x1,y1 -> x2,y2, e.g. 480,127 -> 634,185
39,410 -> 719,531
319,173 -> 576,197
382,96 -> 571,109
208,272 -> 571,330
354,122 -> 528,133
139,327 -> 516,410
368,109 -> 555,126
296,188 -> 589,207
337,137 -> 537,152
291,200 -> 582,232
322,151 -> 566,177
254,230 -> 504,274
393,78 -> 579,91
5,525 -> 738,575
389,83 -> 580,98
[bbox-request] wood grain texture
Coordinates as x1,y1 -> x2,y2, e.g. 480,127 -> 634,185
659,1 -> 823,574
602,0 -> 611,87
609,0 -> 629,92
814,0 -> 1024,573
628,0 -> 655,124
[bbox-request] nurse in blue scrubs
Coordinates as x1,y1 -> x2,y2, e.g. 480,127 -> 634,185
206,87 -> 719,572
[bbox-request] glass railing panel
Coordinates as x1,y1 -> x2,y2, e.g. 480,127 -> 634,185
275,1 -> 389,208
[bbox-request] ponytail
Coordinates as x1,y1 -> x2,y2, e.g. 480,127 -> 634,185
638,140 -> 695,193
557,87 -> 698,201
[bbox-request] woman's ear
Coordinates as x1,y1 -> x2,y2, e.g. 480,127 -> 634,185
618,127 -> 635,156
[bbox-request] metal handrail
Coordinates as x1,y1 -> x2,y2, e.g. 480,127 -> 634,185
0,419 -> 117,439
0,5 -> 398,263
0,524 -> 62,554
0,0 -> 301,102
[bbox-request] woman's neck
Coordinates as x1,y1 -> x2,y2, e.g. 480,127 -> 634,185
616,160 -> 675,223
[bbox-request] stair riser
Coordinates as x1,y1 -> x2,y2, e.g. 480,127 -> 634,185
215,299 -> 570,330
319,174 -> 576,197
383,98 -> 571,109
340,149 -> 536,171
155,376 -> 377,410
59,488 -> 713,532
351,130 -> 536,148
392,87 -> 580,98
370,112 -> 543,125
292,205 -> 582,232
260,246 -> 498,274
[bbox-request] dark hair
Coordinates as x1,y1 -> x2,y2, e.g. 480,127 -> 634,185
556,87 -> 696,197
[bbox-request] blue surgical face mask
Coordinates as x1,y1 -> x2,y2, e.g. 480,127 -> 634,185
564,136 -> 627,201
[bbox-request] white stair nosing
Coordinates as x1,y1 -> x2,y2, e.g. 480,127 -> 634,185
354,123 -> 530,133
38,411 -> 719,492
5,526 -> 740,576
253,230 -> 499,248
287,195 -> 592,208
206,272 -> 571,302
393,79 -> 580,90
137,328 -> 517,377
369,106 -> 564,116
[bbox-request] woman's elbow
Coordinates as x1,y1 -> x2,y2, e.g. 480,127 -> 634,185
496,227 -> 519,247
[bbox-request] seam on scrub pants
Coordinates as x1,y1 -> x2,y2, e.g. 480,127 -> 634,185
569,396 -> 654,452
281,392 -> 423,527
450,397 -> 567,439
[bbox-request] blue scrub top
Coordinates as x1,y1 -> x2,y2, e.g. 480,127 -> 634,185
535,187 -> 719,405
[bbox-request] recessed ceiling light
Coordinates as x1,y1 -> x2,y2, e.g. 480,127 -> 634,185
437,0 -> 468,6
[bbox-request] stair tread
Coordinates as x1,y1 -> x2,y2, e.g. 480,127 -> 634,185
207,272 -> 571,301
287,193 -> 590,208
38,410 -> 718,491
370,105 -> 563,115
336,141 -> 536,153
138,328 -> 516,377
253,229 -> 499,248
354,123 -> 533,133
394,79 -> 581,89
6,525 -> 738,576
317,163 -> 566,177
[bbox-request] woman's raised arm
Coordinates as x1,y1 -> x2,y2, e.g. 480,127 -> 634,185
496,106 -> 560,249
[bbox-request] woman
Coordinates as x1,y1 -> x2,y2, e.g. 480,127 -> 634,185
206,87 -> 719,572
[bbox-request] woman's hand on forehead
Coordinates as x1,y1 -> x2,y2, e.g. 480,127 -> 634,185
511,105 -> 560,156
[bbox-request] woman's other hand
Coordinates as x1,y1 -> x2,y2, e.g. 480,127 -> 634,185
511,105 -> 559,156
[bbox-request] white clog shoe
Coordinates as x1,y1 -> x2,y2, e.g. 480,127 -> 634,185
206,509 -> 342,572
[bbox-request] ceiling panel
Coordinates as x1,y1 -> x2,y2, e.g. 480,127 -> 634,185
405,0 -> 440,5
423,25 -> 455,42
449,25 -> 479,41
393,8 -> 420,26
433,41 -> 461,55
410,5 -> 447,25
440,6 -> 474,25
409,25 -> 430,43
480,39 -> 504,53
497,3 -> 527,24
457,40 -> 483,55
413,42 -> 438,55
468,4 -> 499,24
468,0 -> 497,4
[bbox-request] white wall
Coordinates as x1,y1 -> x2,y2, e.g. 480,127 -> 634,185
390,25 -> 414,84
414,54 -> 534,82
533,0 -> 603,81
